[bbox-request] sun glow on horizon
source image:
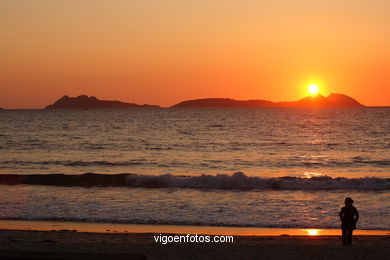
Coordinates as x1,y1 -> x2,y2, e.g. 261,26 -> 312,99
308,84 -> 319,96
1,2 -> 390,108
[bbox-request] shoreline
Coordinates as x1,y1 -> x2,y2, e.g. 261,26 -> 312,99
0,220 -> 389,236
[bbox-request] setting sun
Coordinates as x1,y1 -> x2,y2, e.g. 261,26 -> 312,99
308,84 -> 319,96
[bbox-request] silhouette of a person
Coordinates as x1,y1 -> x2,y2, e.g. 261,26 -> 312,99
339,197 -> 359,245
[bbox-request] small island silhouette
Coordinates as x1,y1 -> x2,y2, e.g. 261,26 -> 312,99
171,93 -> 364,108
45,93 -> 364,109
45,95 -> 160,109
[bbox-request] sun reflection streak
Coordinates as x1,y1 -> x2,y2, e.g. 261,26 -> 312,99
306,229 -> 320,236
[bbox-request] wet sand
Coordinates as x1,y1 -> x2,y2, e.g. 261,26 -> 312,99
1,228 -> 389,260
1,220 -> 389,236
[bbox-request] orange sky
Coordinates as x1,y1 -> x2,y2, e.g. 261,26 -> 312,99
1,0 -> 389,108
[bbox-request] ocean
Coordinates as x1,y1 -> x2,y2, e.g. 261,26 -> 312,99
0,108 -> 389,230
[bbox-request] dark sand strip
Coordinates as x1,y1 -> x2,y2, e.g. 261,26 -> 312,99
1,229 -> 389,260
0,251 -> 145,260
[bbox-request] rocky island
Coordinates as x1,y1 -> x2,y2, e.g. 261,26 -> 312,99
45,93 -> 365,109
171,93 -> 365,108
45,95 -> 160,109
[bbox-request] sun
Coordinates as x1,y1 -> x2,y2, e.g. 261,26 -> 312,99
308,84 -> 319,96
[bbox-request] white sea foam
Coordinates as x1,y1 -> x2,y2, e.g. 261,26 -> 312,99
126,172 -> 390,190
0,172 -> 388,190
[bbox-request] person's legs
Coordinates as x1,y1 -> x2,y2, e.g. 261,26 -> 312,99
347,227 -> 353,245
341,225 -> 347,245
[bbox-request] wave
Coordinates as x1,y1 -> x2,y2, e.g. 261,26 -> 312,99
0,172 -> 389,190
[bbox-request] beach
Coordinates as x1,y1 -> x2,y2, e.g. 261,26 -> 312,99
0,221 -> 389,259
1,228 -> 389,260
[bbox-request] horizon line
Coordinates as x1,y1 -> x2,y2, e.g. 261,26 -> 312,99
2,93 -> 390,109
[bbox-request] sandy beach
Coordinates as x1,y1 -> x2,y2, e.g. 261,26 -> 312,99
0,222 -> 389,260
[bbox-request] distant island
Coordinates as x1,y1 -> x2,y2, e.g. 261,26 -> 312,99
44,93 -> 365,110
171,94 -> 365,108
45,95 -> 160,109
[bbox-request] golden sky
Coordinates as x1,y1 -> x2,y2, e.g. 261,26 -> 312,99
1,0 -> 389,108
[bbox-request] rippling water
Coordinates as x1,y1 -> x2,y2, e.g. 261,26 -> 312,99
0,108 -> 389,229
1,108 -> 389,176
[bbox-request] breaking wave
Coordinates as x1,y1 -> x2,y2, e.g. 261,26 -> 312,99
0,172 -> 389,190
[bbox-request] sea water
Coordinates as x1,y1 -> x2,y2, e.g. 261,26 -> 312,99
0,108 -> 389,229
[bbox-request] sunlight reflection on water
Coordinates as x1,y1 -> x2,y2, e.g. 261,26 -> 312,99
306,229 -> 320,236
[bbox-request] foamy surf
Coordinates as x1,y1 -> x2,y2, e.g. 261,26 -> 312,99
0,172 -> 389,190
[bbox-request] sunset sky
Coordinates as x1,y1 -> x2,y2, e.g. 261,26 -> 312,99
1,0 -> 389,108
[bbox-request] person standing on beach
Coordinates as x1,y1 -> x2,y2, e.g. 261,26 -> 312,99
339,197 -> 359,245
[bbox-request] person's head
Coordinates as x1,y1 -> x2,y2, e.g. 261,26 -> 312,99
345,197 -> 354,206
